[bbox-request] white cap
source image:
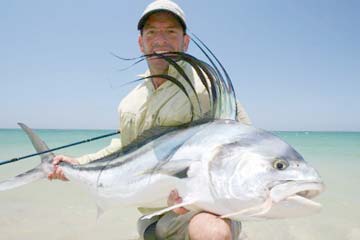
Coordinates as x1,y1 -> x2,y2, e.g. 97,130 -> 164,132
137,0 -> 187,31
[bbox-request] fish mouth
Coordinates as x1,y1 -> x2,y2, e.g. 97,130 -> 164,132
265,180 -> 325,218
220,181 -> 325,220
256,180 -> 324,218
269,180 -> 324,203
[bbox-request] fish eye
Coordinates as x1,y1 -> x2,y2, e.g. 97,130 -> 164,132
273,159 -> 289,170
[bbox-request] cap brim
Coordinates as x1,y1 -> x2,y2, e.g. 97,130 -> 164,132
137,9 -> 186,31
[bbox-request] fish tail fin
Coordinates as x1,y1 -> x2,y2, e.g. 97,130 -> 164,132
0,123 -> 54,191
0,166 -> 45,191
18,122 -> 54,164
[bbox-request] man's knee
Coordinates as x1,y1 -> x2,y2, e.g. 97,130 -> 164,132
188,212 -> 232,240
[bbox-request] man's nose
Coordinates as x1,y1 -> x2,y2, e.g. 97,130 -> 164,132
154,31 -> 168,44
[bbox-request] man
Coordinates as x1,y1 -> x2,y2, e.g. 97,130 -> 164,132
49,1 -> 251,239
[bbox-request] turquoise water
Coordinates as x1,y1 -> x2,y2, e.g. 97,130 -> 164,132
275,131 -> 360,161
0,128 -> 359,239
1,129 -> 358,162
0,128 -> 115,159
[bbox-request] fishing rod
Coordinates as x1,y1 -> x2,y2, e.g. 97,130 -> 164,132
0,130 -> 120,166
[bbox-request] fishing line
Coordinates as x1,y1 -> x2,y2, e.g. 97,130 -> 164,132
0,130 -> 120,166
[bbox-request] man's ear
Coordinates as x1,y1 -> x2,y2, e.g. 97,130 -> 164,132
138,35 -> 145,53
183,34 -> 190,52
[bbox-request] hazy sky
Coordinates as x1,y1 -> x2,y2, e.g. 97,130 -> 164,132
1,0 -> 359,131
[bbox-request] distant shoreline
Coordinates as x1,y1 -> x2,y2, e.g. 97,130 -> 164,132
1,128 -> 359,133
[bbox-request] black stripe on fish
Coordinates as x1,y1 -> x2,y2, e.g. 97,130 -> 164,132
72,119 -> 212,172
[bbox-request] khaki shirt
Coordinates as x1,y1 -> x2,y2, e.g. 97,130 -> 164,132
76,61 -> 251,164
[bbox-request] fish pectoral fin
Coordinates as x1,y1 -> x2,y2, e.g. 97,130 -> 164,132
142,159 -> 192,179
141,166 -> 189,179
220,197 -> 273,219
141,200 -> 196,220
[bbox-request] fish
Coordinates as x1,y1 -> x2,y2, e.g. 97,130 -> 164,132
0,37 -> 324,222
0,119 -> 324,221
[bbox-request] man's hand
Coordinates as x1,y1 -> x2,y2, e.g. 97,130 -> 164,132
48,155 -> 79,181
167,189 -> 189,215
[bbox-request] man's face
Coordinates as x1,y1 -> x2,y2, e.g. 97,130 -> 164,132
138,11 -> 190,74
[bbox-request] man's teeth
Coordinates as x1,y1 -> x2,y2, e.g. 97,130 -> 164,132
154,51 -> 169,54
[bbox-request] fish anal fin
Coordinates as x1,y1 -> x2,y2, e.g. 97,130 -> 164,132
96,204 -> 105,222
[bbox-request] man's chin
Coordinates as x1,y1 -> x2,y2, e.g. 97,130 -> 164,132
149,60 -> 170,73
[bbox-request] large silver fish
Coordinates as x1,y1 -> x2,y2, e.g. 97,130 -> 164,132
0,119 -> 323,221
0,43 -> 324,221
